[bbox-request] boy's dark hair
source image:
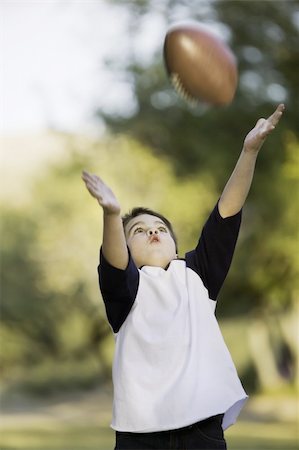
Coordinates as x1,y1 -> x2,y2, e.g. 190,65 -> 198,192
122,207 -> 178,253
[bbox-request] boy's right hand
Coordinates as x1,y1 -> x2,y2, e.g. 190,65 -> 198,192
82,171 -> 121,215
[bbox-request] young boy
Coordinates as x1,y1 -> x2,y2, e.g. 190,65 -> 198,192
82,104 -> 284,450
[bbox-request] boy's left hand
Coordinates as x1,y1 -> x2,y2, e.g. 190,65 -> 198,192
243,103 -> 285,154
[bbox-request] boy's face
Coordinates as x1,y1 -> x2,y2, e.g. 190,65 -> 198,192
124,214 -> 177,269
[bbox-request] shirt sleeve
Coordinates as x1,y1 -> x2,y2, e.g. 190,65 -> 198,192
185,202 -> 242,301
98,248 -> 140,333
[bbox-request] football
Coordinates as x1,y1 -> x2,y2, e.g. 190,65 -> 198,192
163,22 -> 238,106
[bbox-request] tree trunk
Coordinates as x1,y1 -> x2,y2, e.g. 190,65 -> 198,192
247,317 -> 287,391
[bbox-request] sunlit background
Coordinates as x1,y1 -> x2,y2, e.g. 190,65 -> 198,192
1,1 -> 299,449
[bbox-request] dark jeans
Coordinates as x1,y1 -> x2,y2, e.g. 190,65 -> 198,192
115,414 -> 227,450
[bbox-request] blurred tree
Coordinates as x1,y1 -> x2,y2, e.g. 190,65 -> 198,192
98,0 -> 299,390
0,133 -> 218,393
1,130 -> 297,394
99,1 -> 299,295
1,207 -> 59,360
1,0 -> 298,394
100,0 -> 299,179
0,201 -> 112,391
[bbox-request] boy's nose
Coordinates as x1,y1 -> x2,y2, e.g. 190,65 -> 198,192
147,228 -> 159,236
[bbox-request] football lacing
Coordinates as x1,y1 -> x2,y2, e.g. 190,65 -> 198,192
170,73 -> 197,106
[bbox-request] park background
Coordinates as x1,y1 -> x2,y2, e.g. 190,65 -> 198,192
1,1 -> 298,449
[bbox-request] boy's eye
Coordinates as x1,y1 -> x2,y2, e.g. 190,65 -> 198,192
158,226 -> 167,232
134,227 -> 144,234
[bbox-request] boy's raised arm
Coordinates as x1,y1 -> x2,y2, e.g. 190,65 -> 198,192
82,171 -> 129,270
218,103 -> 285,218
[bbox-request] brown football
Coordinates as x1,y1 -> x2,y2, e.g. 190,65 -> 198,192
163,22 -> 238,106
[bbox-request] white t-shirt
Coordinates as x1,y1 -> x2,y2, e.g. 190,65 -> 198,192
98,203 -> 248,432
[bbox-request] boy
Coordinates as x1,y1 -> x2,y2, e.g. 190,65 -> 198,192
82,104 -> 284,450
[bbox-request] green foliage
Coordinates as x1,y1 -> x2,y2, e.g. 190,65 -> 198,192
98,0 -> 299,314
1,1 -> 298,394
0,133 -> 218,392
1,130 -> 298,394
220,133 -> 299,315
99,0 -> 299,181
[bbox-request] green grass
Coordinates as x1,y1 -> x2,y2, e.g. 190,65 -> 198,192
0,421 -> 298,450
226,420 -> 299,450
0,426 -> 113,450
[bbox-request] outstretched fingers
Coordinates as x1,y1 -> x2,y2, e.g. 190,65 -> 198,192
81,171 -> 121,214
267,103 -> 285,127
82,170 -> 102,198
243,104 -> 285,153
258,104 -> 285,139
82,170 -> 98,184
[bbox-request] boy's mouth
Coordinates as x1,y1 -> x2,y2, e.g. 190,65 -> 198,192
149,235 -> 160,244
